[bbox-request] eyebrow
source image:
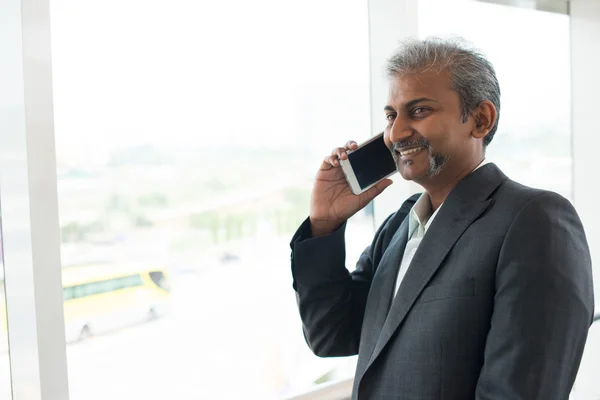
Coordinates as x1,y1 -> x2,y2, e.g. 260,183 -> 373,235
384,97 -> 439,112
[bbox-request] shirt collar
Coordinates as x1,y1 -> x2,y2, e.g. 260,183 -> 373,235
408,193 -> 433,237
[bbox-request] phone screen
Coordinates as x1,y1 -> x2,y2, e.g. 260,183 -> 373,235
348,134 -> 397,190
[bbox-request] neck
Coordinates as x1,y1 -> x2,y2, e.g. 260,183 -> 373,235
417,158 -> 484,210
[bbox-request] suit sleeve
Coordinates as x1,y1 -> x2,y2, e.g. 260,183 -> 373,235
289,193 -> 419,358
290,212 -> 395,357
476,192 -> 595,400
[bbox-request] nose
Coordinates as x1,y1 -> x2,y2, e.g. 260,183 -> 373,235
387,115 -> 414,144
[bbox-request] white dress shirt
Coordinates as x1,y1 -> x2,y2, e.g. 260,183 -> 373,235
393,159 -> 490,296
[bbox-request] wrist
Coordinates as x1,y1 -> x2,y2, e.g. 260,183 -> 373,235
309,217 -> 344,237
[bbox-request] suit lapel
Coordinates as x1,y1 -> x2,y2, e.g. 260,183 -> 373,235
355,163 -> 507,387
355,216 -> 410,375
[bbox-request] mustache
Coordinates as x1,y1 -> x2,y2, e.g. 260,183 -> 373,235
392,137 -> 430,152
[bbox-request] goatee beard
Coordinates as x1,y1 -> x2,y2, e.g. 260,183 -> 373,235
427,151 -> 448,176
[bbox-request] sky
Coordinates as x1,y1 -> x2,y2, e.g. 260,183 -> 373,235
48,0 -> 570,165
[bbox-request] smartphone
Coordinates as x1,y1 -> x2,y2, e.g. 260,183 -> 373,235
339,132 -> 397,195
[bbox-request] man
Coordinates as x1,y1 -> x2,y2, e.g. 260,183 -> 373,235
289,37 -> 595,400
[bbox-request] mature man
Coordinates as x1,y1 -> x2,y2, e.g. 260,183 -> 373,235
289,37 -> 594,399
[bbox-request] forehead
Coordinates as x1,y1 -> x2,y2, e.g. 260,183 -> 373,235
388,69 -> 456,105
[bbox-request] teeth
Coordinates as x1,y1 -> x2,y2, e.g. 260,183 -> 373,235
400,146 -> 424,156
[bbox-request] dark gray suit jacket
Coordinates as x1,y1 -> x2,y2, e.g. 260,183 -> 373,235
290,163 -> 594,400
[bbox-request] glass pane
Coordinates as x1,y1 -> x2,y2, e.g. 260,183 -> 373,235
0,215 -> 11,399
418,0 -> 572,200
50,0 -> 371,398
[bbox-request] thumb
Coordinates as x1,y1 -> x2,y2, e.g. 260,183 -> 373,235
361,178 -> 393,203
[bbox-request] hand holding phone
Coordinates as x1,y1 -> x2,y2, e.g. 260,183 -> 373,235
309,134 -> 395,237
339,132 -> 397,195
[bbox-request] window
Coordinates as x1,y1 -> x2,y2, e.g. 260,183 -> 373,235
418,0 -> 572,200
64,275 -> 144,300
149,271 -> 169,291
50,0 -> 372,398
0,270 -> 9,400
0,215 -> 9,398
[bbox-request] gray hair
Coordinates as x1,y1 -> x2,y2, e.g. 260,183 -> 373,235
386,36 -> 501,146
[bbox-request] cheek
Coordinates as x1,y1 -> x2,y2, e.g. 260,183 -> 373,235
417,119 -> 452,148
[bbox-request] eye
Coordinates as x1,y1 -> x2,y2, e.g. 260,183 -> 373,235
386,113 -> 396,122
412,107 -> 430,118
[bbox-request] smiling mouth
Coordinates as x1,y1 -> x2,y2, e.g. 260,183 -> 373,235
398,146 -> 425,157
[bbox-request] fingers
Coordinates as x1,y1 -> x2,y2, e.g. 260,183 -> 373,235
321,154 -> 337,169
338,141 -> 358,160
323,140 -> 358,168
323,150 -> 342,168
344,140 -> 358,151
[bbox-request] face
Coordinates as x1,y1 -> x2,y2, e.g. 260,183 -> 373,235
384,70 -> 481,185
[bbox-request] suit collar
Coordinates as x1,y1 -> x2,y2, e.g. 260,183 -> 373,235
447,162 -> 507,204
409,160 -> 500,235
355,162 -> 507,387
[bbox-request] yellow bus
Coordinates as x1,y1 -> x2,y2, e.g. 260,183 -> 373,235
62,262 -> 171,342
0,263 -> 171,348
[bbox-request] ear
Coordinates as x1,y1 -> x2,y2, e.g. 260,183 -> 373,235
471,100 -> 497,140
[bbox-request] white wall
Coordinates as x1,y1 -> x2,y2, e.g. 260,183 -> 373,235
571,0 -> 600,309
